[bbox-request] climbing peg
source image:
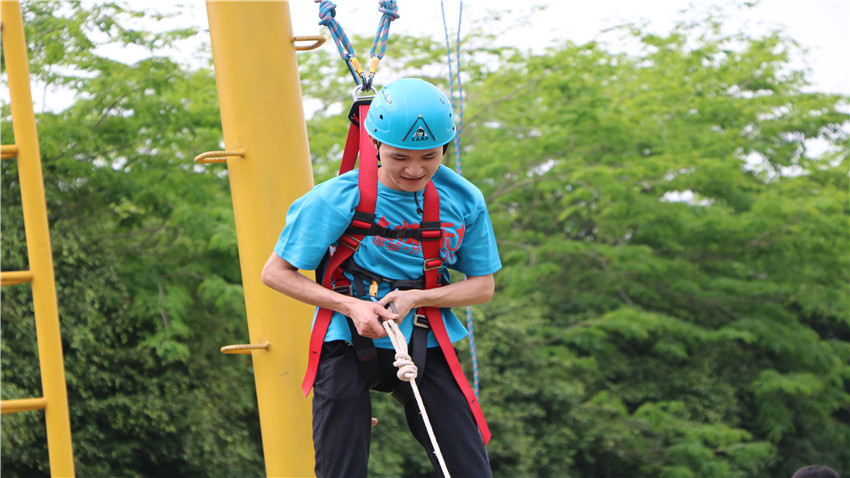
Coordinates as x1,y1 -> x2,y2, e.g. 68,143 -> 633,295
292,35 -> 326,51
193,150 -> 245,164
220,342 -> 271,355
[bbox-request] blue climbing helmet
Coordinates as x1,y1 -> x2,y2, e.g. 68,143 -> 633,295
364,78 -> 456,150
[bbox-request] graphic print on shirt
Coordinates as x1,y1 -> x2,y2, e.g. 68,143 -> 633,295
372,216 -> 465,263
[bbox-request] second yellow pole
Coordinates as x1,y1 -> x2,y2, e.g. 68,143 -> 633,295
206,1 -> 316,476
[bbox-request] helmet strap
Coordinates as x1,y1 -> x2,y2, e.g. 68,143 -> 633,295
414,190 -> 423,215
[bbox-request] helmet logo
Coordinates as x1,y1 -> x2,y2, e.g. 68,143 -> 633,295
403,115 -> 435,143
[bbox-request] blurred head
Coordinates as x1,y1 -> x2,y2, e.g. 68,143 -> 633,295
791,465 -> 840,478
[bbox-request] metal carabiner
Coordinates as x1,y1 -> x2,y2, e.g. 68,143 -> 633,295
352,84 -> 376,102
348,85 -> 376,125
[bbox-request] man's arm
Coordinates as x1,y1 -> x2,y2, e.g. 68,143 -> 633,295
261,253 -> 398,339
377,274 -> 495,320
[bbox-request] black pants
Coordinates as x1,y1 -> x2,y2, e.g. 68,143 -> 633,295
312,340 -> 492,478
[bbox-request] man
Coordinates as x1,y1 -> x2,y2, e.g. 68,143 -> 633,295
262,78 -> 499,477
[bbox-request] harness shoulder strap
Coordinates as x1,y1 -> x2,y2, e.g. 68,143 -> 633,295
418,182 -> 492,445
302,101 -> 378,396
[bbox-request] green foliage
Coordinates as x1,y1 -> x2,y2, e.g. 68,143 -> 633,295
459,9 -> 849,478
2,1 -> 261,476
2,2 -> 847,477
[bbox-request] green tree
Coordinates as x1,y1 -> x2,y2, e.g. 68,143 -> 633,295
2,1 -> 263,476
267,7 -> 850,477
3,2 -> 847,477
460,11 -> 849,478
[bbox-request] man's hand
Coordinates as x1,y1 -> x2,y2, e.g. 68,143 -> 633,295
377,289 -> 421,321
348,299 -> 399,339
262,253 -> 494,339
377,274 -> 495,319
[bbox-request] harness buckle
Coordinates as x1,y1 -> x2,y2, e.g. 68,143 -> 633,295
339,234 -> 362,252
332,284 -> 353,296
413,313 -> 430,329
418,221 -> 442,241
423,258 -> 442,272
347,87 -> 375,125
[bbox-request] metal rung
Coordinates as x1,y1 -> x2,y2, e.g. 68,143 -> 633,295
194,150 -> 244,164
1,144 -> 19,160
1,270 -> 34,286
220,341 -> 270,354
1,397 -> 47,415
292,35 -> 325,51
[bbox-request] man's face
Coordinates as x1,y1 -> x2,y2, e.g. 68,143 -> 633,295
375,142 -> 443,192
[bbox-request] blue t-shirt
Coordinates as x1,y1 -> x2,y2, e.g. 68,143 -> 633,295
273,165 -> 501,349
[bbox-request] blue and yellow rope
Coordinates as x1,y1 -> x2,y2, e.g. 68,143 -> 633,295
315,0 -> 399,90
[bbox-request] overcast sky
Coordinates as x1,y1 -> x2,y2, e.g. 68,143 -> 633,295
166,0 -> 849,95
19,0 -> 850,112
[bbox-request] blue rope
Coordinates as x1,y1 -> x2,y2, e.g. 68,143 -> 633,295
316,0 -> 361,85
365,0 -> 399,90
316,0 -> 399,90
441,0 -> 478,400
441,0 -> 464,168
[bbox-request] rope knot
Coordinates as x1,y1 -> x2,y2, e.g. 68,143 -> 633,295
393,353 -> 418,381
378,0 -> 400,20
383,319 -> 416,381
316,0 -> 337,26
380,310 -> 450,476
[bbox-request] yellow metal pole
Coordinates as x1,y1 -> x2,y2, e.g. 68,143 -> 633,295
205,1 -> 316,476
1,1 -> 76,476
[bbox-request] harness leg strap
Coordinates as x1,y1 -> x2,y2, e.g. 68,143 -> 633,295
410,312 -> 429,381
345,318 -> 382,390
425,305 -> 491,445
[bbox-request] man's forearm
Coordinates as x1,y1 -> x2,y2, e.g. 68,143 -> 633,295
262,253 -> 398,337
413,274 -> 495,308
379,274 -> 494,318
261,254 -> 358,316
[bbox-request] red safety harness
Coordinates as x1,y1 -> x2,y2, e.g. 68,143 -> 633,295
300,97 -> 491,445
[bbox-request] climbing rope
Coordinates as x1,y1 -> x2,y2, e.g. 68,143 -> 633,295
316,0 -> 399,90
441,0 -> 479,399
372,299 -> 449,477
365,0 -> 399,90
440,0 -> 464,164
382,316 -> 451,478
316,0 -> 361,85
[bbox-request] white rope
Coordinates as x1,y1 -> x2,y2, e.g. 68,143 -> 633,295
382,318 -> 451,478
